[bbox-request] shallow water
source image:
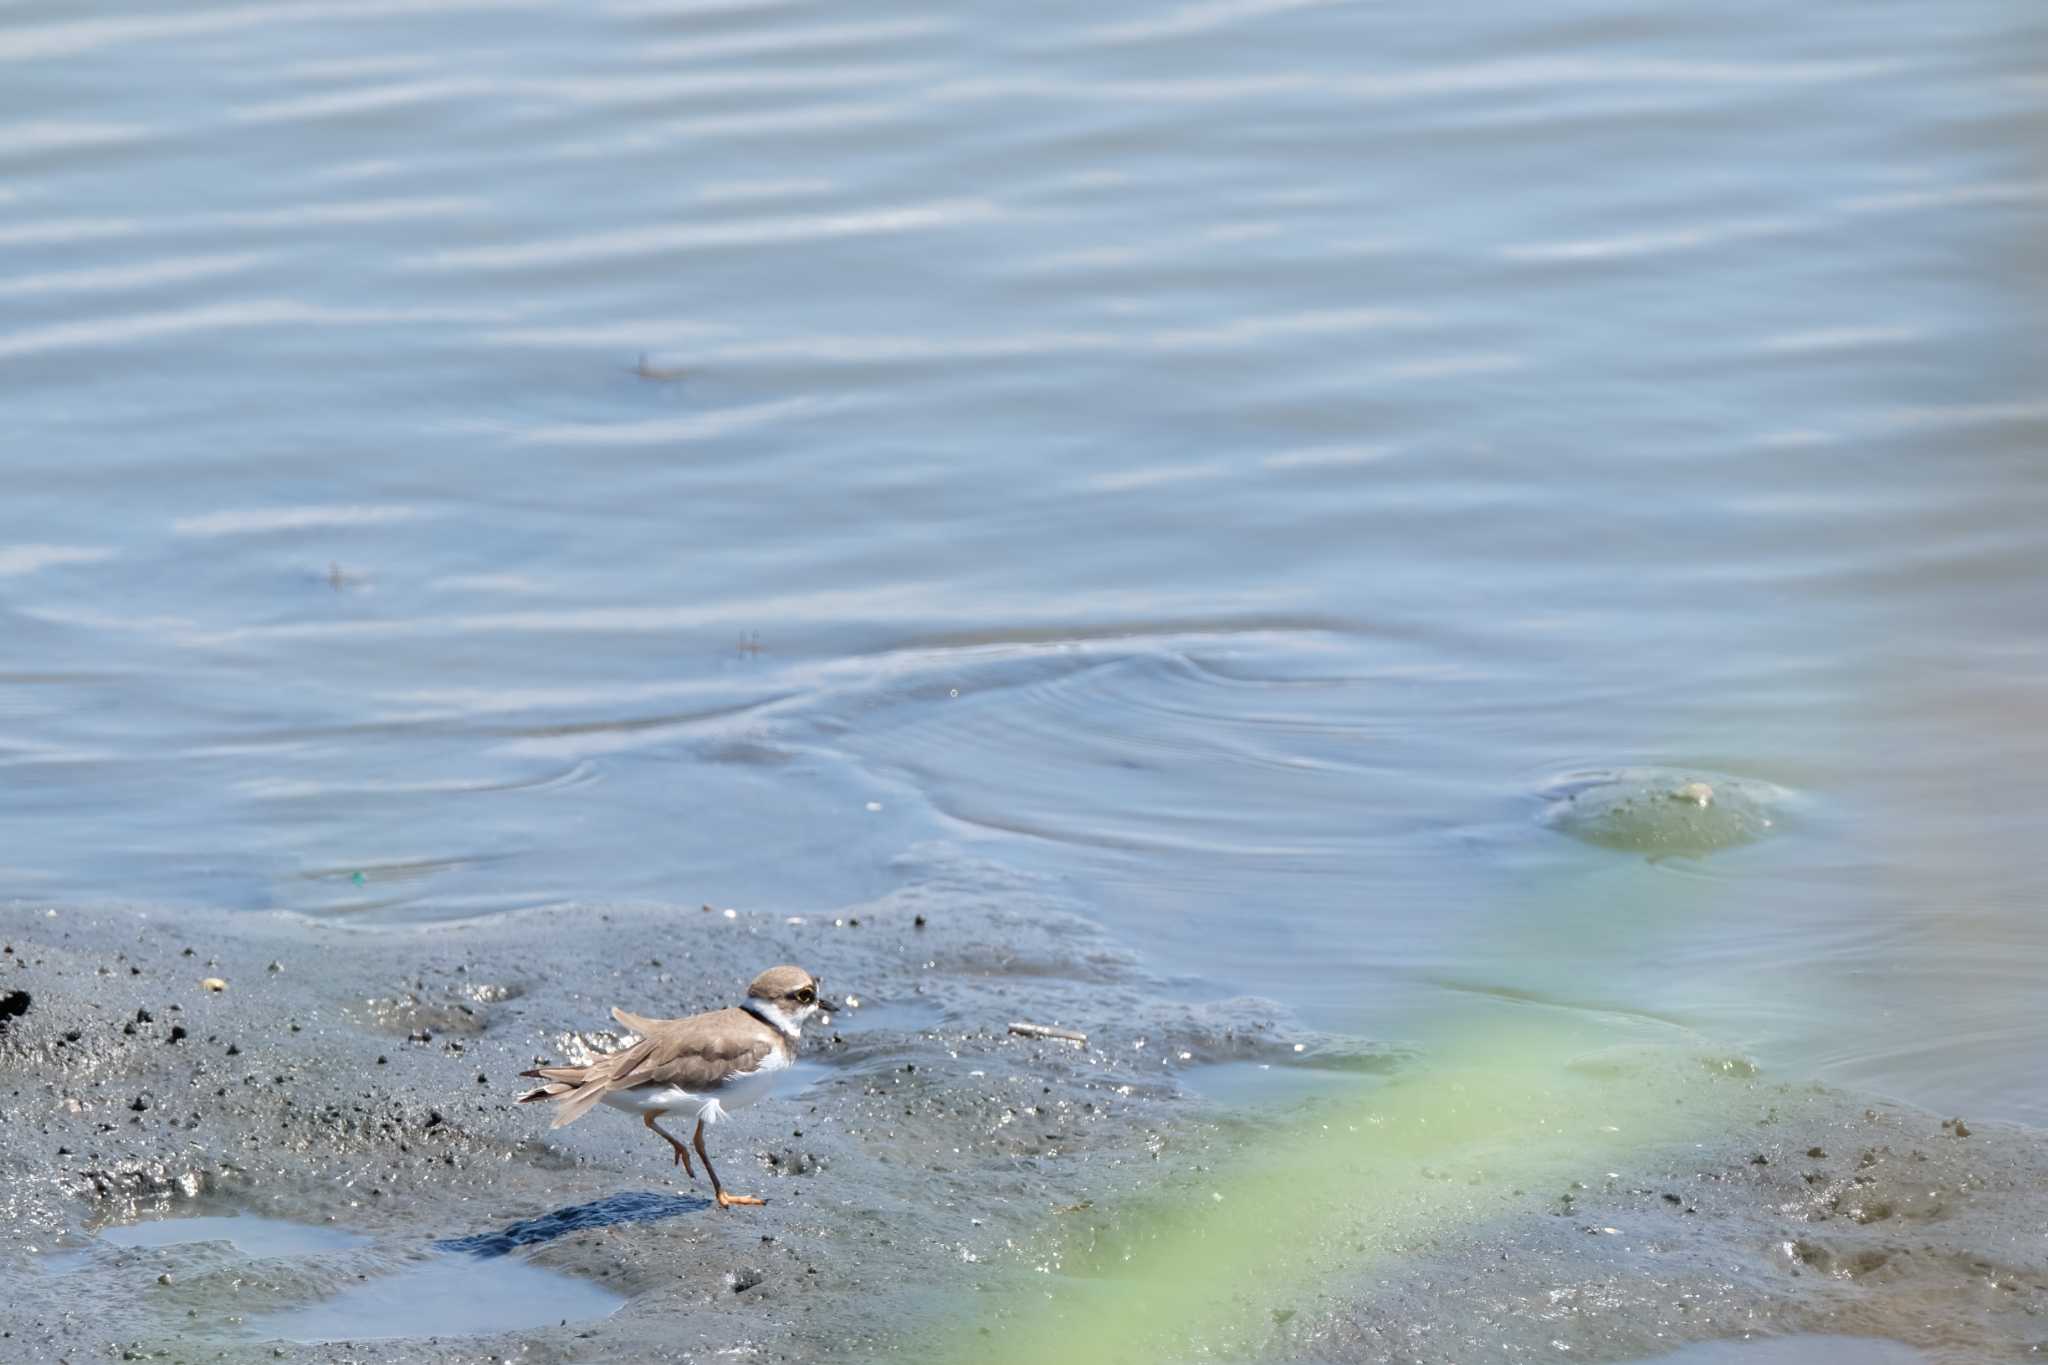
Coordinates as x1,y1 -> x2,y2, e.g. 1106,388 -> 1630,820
95,1212 -> 367,1257
43,1208 -> 627,1345
1181,1060 -> 1377,1110
42,1212 -> 368,1272
2,0 -> 2045,1156
249,1251 -> 626,1344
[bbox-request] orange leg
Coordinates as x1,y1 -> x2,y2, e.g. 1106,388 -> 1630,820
693,1118 -> 764,1208
644,1111 -> 697,1178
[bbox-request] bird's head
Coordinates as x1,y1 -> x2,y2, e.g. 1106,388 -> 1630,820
744,965 -> 839,1036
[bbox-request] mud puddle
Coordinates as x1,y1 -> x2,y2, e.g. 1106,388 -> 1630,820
250,1251 -> 626,1344
43,1213 -> 369,1272
45,1205 -> 631,1348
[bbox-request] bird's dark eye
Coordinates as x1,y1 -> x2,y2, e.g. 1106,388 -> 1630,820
796,988 -> 814,1003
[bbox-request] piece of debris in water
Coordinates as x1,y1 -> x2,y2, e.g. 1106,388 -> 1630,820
201,977 -> 228,992
1009,1021 -> 1087,1045
633,353 -> 687,381
1669,781 -> 1715,807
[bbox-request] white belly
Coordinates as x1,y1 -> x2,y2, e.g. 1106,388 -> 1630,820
599,1053 -> 787,1126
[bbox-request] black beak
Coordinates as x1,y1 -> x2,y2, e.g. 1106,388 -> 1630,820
815,994 -> 844,1014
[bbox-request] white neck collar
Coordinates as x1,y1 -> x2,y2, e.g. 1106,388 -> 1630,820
741,998 -> 800,1040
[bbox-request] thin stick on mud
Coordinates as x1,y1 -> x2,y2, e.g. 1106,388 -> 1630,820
1008,1021 -> 1087,1045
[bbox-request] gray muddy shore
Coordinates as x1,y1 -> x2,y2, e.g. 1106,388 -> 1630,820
1,861 -> 2043,1363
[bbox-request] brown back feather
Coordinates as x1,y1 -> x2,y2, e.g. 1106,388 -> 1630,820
528,1006 -> 779,1129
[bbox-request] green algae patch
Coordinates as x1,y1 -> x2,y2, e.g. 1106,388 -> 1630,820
947,1023 -> 1705,1365
1540,768 -> 1786,856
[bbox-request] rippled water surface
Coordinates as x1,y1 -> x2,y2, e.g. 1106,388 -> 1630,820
3,1 -> 2045,1126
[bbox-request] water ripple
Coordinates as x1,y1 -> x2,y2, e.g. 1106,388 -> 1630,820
639,17 -> 952,65
232,76 -> 485,126
0,120 -> 148,158
0,298 -> 505,359
1082,0 -> 1345,46
513,394 -> 843,448
1502,213 -> 1815,264
406,198 -> 1000,272
0,545 -> 117,577
172,504 -> 435,538
0,0 -> 545,64
0,251 -> 272,300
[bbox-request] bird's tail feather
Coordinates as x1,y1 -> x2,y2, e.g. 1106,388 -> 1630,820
513,1064 -> 614,1127
515,1048 -> 626,1128
546,1081 -> 613,1128
516,1081 -> 574,1103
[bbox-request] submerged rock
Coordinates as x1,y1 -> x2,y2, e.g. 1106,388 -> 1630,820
1540,768 -> 1784,856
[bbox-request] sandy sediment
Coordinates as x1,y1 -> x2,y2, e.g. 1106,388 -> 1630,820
0,880 -> 2041,1363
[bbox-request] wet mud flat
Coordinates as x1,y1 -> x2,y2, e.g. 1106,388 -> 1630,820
1256,1078 -> 2048,1364
1,874 -> 2043,1363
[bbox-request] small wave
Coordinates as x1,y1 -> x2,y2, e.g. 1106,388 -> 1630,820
0,250 -> 271,300
173,503 -> 432,537
405,198 -> 999,272
0,544 -> 117,577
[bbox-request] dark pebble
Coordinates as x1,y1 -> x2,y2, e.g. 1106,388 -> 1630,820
130,1094 -> 152,1112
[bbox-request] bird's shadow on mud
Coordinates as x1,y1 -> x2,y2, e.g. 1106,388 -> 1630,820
434,1191 -> 710,1258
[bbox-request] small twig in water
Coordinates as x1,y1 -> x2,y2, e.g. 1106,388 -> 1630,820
1009,1021 -> 1087,1045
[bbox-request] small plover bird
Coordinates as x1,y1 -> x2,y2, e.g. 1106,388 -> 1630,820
519,965 -> 835,1208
